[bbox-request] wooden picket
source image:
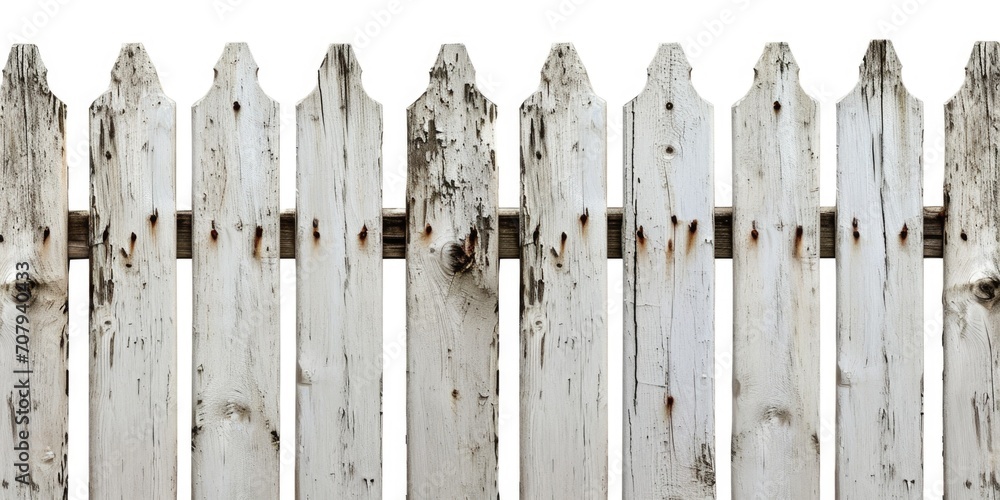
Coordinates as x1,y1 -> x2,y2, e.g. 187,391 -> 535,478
296,44 -> 383,498
731,42 -> 820,498
836,39 -> 923,498
0,44 -> 68,499
191,42 -> 280,499
405,44 -> 499,498
89,43 -> 177,499
622,43 -> 715,499
943,41 -> 1000,498
2,37 -> 998,499
520,43 -> 608,498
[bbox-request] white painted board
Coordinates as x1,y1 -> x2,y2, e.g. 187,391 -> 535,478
191,42 -> 280,500
520,43 -> 608,499
90,43 -> 177,499
623,43 -> 715,499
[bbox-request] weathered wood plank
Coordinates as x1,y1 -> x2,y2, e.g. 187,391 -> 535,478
191,42 -> 280,500
0,44 -> 68,498
296,44 -> 382,499
835,39 -> 923,498
731,42 -> 820,498
62,206 -> 945,260
943,40 -> 1000,498
405,44 -> 499,498
89,43 -> 177,499
623,43 -> 715,499
520,43 -> 608,498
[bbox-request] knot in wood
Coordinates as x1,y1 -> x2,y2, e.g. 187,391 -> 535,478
442,240 -> 475,274
974,277 -> 1000,302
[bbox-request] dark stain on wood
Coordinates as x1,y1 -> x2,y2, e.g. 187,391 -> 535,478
43,226 -> 50,242
852,217 -> 860,240
636,225 -> 645,246
751,221 -> 759,241
961,230 -> 968,241
232,101 -> 241,112
579,208 -> 589,226
358,224 -> 368,243
149,209 -> 158,226
900,223 -> 909,241
696,443 -> 716,487
773,100 -> 782,111
254,225 -> 264,256
210,220 -> 218,241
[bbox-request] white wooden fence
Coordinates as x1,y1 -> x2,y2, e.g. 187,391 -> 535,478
1,37 -> 993,498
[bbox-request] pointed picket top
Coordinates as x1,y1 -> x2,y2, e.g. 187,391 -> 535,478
3,44 -> 53,94
636,43 -> 701,98
947,41 -> 1000,107
536,43 -> 595,94
735,42 -> 813,109
298,44 -> 374,112
858,40 -> 903,86
196,42 -> 274,109
413,43 -> 486,106
431,43 -> 474,80
107,43 -> 164,95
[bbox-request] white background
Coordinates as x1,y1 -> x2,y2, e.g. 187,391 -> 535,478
2,0 -> 988,497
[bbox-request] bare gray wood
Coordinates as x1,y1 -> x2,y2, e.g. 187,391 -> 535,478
520,43 -> 608,498
296,44 -> 382,499
89,43 -> 177,499
405,44 -> 499,498
943,40 -> 1000,498
0,44 -> 68,498
191,42 -> 280,499
62,206 -> 944,260
731,42 -> 820,498
836,39 -> 923,498
623,43 -> 715,499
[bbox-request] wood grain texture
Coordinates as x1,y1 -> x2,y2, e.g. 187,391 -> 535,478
943,40 -> 1000,498
296,44 -> 382,499
520,43 -> 608,499
0,44 -> 68,498
89,43 -> 177,499
622,43 -> 715,499
731,42 -> 820,498
405,44 -> 499,498
836,40 -> 923,498
191,42 -> 280,500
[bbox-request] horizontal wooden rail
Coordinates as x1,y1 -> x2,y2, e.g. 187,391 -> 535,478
65,206 -> 946,259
